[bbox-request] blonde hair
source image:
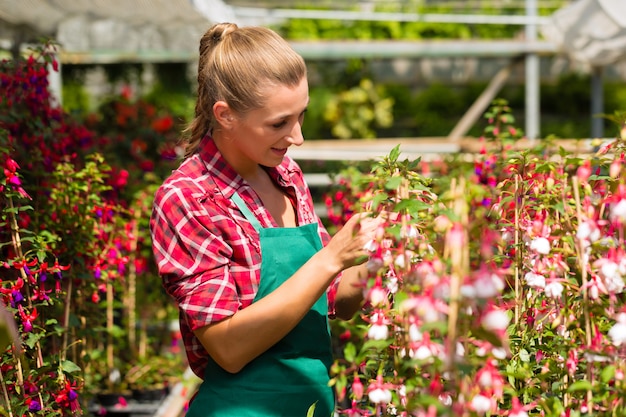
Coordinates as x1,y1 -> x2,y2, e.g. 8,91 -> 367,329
183,23 -> 307,158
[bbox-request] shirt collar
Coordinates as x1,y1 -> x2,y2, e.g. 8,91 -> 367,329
197,135 -> 296,199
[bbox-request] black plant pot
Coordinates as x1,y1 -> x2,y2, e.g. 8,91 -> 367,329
95,392 -> 131,407
131,387 -> 168,403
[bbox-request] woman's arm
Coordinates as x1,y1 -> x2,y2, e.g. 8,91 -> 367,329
334,263 -> 369,321
194,213 -> 380,373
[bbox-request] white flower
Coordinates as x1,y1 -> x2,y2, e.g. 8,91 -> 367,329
601,261 -> 620,281
401,224 -> 419,239
363,239 -> 378,253
530,237 -> 551,255
412,345 -> 434,360
544,281 -> 564,298
611,199 -> 626,223
439,394 -> 452,406
394,254 -> 406,269
524,272 -> 546,289
473,271 -> 504,298
460,284 -> 477,298
608,322 -> 626,346
595,259 -> 626,294
368,388 -> 392,404
368,287 -> 387,306
492,347 -> 508,360
482,310 -> 510,332
604,272 -> 625,294
577,221 -> 600,242
471,394 -> 492,414
366,257 -> 384,273
408,323 -> 423,342
368,324 -> 389,340
386,276 -> 398,294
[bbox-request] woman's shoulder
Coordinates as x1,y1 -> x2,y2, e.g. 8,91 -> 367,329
155,155 -> 213,201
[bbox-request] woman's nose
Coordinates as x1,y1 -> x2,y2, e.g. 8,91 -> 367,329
287,122 -> 304,146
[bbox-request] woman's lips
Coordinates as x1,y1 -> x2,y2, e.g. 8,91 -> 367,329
271,147 -> 288,157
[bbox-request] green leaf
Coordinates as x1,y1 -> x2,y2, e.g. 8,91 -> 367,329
344,342 -> 356,363
567,380 -> 593,393
519,348 -> 531,363
600,365 -> 615,383
60,359 -> 82,374
389,145 -> 401,162
385,176 -> 403,190
306,401 -> 317,417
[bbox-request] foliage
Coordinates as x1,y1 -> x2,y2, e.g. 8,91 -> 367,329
0,43 -> 185,415
326,99 -> 626,416
274,1 -> 570,41
324,79 -> 394,139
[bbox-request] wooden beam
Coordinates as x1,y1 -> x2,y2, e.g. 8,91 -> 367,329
448,58 -> 521,141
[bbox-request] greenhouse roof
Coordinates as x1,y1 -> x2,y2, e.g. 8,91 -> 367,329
0,0 -> 570,62
3,0 -> 625,68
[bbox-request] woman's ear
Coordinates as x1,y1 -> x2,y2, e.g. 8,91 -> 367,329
213,101 -> 235,129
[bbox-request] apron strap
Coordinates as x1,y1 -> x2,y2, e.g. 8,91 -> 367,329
231,192 -> 263,232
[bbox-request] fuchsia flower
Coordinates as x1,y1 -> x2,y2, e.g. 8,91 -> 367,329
608,313 -> 626,346
475,358 -> 504,399
1,277 -> 25,307
366,374 -> 394,405
544,274 -> 565,299
17,305 -> 37,332
470,393 -> 493,415
352,375 -> 365,400
461,265 -> 505,299
529,237 -> 551,255
481,305 -> 510,337
54,380 -> 81,413
338,400 -> 373,417
366,276 -> 388,307
366,309 -> 390,340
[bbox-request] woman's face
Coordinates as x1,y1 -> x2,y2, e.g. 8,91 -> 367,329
221,77 -> 309,177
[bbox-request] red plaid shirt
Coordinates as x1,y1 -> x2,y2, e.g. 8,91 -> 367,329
150,137 -> 337,379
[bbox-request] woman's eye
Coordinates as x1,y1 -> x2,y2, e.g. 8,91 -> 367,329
272,121 -> 287,129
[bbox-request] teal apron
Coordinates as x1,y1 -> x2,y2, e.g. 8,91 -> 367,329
186,192 -> 335,417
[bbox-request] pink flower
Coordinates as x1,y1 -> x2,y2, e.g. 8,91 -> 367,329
470,394 -> 493,414
366,374 -> 394,405
338,400 -> 372,416
608,321 -> 626,346
544,281 -> 564,299
352,375 -> 364,400
366,310 -> 390,340
482,308 -> 510,334
524,272 -> 546,289
529,237 -> 551,255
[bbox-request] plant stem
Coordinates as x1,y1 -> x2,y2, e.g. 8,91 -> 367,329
514,174 -> 521,326
8,195 -> 43,370
107,280 -> 114,391
446,178 -> 467,379
0,367 -> 14,417
572,175 -> 594,408
60,278 -> 73,362
127,214 -> 140,358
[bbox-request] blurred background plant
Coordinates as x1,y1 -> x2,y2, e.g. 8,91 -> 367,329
0,43 -> 186,414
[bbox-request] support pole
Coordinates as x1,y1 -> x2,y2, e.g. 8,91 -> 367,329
525,0 -> 540,140
47,48 -> 62,108
448,59 -> 518,141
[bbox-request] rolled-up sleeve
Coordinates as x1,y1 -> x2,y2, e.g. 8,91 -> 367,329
150,183 -> 241,329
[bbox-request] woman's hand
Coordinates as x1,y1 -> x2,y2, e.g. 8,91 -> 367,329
323,212 -> 385,272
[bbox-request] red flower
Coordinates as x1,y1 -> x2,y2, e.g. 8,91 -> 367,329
151,115 -> 174,133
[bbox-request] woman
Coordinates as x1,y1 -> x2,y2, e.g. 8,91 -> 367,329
150,22 -> 381,417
